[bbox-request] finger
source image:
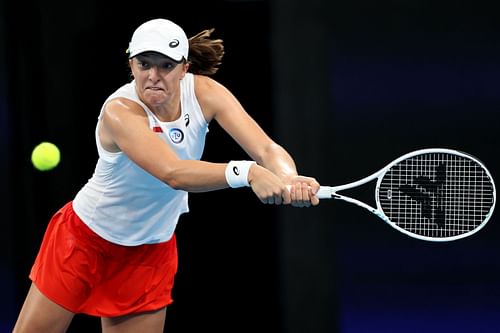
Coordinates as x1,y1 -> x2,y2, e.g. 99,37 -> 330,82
294,182 -> 304,202
308,185 -> 320,206
274,193 -> 282,205
299,182 -> 311,207
282,186 -> 291,205
290,184 -> 303,207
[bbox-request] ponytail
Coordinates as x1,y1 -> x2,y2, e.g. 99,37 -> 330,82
187,29 -> 224,76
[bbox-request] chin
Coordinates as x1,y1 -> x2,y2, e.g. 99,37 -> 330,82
144,92 -> 167,104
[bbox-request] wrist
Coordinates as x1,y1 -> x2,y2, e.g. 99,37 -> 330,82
225,160 -> 256,188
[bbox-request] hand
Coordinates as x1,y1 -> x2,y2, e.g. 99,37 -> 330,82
248,164 -> 291,205
287,176 -> 321,207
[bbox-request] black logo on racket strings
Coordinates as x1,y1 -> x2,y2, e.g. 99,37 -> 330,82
399,163 -> 446,226
169,39 -> 180,48
233,166 -> 240,176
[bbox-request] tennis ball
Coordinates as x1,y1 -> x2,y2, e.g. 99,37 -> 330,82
31,142 -> 61,171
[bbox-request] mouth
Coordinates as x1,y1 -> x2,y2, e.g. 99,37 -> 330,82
146,86 -> 164,91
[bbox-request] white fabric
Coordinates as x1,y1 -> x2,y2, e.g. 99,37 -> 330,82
225,160 -> 256,188
73,73 -> 208,246
128,18 -> 188,61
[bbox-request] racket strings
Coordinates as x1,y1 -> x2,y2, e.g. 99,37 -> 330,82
378,153 -> 495,238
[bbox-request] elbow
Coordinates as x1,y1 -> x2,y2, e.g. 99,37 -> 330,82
159,165 -> 184,190
162,173 -> 184,190
165,178 -> 183,190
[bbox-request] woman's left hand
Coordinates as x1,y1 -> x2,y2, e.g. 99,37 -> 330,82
287,176 -> 321,207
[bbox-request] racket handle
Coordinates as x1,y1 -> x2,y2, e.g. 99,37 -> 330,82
316,186 -> 333,199
285,185 -> 333,199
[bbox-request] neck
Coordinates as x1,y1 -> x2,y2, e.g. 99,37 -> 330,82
148,96 -> 181,122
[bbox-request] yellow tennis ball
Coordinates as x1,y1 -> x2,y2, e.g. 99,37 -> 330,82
31,142 -> 61,171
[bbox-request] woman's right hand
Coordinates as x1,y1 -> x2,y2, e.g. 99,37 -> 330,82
247,164 -> 291,205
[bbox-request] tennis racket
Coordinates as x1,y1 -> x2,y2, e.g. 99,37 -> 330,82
313,148 -> 496,241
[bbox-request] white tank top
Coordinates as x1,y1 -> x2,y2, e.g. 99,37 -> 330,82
73,73 -> 209,246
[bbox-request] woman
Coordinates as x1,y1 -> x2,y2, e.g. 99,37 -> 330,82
14,18 -> 320,333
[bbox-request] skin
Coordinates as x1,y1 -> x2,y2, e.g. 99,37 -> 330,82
100,52 -> 320,205
13,51 -> 320,333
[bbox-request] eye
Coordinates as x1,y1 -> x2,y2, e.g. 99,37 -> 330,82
160,62 -> 175,70
136,59 -> 150,69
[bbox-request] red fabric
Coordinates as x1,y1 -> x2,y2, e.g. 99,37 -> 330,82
30,201 -> 178,317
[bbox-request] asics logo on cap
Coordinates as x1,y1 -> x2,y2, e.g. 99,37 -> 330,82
233,166 -> 240,176
169,39 -> 180,48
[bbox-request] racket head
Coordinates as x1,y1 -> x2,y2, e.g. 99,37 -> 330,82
375,148 -> 496,241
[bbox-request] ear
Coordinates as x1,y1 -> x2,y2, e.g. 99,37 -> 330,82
128,59 -> 135,78
180,62 -> 190,79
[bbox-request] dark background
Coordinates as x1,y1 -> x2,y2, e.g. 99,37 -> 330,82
1,0 -> 499,332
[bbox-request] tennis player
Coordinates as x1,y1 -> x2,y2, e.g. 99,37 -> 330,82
13,18 -> 320,333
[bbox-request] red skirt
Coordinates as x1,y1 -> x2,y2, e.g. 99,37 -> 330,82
29,201 -> 178,317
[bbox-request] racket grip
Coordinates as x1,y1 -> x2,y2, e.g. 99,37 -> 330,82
285,185 -> 332,199
316,186 -> 333,199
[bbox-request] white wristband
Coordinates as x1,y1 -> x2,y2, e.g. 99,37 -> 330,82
225,160 -> 256,188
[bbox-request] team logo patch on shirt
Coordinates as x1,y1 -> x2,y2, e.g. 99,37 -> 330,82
169,128 -> 184,143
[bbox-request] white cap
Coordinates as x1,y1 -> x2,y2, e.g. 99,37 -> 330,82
128,18 -> 189,61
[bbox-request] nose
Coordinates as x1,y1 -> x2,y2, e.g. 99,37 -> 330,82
148,66 -> 160,81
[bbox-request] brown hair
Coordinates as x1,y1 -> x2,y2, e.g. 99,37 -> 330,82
187,29 -> 224,76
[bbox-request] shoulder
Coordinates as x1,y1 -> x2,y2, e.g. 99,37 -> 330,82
104,97 -> 147,117
193,74 -> 226,95
193,74 -> 238,120
102,97 -> 149,126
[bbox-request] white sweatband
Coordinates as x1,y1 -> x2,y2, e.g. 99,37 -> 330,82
225,160 -> 256,188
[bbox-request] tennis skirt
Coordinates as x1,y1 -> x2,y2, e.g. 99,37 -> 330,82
29,201 -> 178,317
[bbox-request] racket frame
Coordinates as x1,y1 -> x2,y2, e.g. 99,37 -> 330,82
317,148 -> 496,241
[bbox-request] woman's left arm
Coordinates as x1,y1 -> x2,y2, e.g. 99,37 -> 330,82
195,75 -> 320,206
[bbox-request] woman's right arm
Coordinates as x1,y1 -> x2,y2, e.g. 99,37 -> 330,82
99,98 -> 229,192
99,98 -> 291,205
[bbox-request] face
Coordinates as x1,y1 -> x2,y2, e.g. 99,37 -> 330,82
129,52 -> 189,107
